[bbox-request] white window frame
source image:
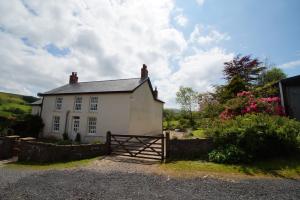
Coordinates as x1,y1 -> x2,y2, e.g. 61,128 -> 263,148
89,96 -> 98,112
87,117 -> 97,135
55,97 -> 63,110
74,96 -> 82,111
52,116 -> 60,132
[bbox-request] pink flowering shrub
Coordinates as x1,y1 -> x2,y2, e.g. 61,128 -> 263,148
220,91 -> 285,120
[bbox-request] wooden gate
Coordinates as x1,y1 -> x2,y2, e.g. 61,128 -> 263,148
107,132 -> 166,162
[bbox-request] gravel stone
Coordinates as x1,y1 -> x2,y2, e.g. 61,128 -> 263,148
0,156 -> 299,200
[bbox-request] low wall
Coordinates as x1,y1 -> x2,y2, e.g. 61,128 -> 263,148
0,136 -> 20,159
18,141 -> 108,163
168,138 -> 214,159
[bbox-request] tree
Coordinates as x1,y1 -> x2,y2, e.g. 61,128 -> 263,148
176,87 -> 198,127
198,92 -> 218,112
258,67 -> 287,85
223,55 -> 265,85
214,75 -> 247,103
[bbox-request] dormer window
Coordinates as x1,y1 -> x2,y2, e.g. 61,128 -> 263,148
55,97 -> 63,110
90,96 -> 98,111
74,96 -> 82,111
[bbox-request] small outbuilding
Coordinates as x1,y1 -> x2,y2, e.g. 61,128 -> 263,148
278,75 -> 300,120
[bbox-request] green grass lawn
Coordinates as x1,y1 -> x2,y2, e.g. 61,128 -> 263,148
3,157 -> 99,170
161,157 -> 300,179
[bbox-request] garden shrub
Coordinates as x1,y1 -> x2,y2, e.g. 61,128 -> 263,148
208,145 -> 250,164
207,114 -> 300,163
11,114 -> 44,138
220,91 -> 285,120
63,132 -> 69,140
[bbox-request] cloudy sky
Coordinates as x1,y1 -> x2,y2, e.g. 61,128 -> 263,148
0,0 -> 300,108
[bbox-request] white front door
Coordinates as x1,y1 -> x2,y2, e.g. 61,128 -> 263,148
72,116 -> 80,140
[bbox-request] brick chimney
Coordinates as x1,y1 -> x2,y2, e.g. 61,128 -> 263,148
153,86 -> 158,99
69,72 -> 78,84
141,64 -> 148,80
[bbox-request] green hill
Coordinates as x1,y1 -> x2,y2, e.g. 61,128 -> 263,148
0,92 -> 38,119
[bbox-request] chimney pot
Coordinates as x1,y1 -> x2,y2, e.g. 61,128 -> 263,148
69,72 -> 78,84
153,86 -> 158,99
141,64 -> 148,80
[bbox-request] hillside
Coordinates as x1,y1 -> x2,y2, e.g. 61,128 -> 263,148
0,92 -> 39,118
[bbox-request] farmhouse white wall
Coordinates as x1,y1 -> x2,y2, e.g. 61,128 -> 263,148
41,93 -> 131,143
129,82 -> 163,135
31,106 -> 41,116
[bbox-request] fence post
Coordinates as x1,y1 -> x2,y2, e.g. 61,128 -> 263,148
165,131 -> 170,159
106,131 -> 111,155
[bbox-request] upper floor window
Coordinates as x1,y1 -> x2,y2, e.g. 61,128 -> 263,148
90,96 -> 98,111
53,116 -> 60,132
55,97 -> 63,110
74,96 -> 82,111
88,117 -> 97,134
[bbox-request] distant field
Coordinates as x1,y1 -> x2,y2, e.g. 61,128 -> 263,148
0,92 -> 38,118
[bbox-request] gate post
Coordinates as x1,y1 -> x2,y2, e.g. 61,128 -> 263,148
161,133 -> 165,163
106,131 -> 111,155
165,131 -> 170,159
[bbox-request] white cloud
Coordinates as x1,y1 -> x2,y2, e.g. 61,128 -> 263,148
195,0 -> 205,6
189,24 -> 230,46
0,0 -> 233,108
279,60 -> 300,69
155,48 -> 233,107
174,14 -> 188,27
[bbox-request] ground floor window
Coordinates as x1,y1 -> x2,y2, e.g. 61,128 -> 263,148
88,117 -> 97,134
53,116 -> 60,132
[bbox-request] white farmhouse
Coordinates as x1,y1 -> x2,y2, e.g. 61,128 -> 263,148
34,65 -> 164,143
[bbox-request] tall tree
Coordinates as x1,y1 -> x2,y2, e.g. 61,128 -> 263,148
258,67 -> 287,85
176,87 -> 198,126
223,55 -> 265,85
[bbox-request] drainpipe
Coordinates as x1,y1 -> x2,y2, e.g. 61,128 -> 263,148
64,110 -> 70,136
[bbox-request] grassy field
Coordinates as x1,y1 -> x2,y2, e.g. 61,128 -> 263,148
3,157 -> 99,170
162,157 -> 300,179
0,92 -> 37,118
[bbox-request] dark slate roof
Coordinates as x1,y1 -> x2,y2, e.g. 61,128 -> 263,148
39,77 -> 164,103
30,99 -> 42,105
42,78 -> 144,95
280,75 -> 300,86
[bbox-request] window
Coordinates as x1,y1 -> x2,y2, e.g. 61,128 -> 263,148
55,97 -> 63,110
88,117 -> 97,134
53,116 -> 60,132
74,96 -> 82,111
90,96 -> 98,111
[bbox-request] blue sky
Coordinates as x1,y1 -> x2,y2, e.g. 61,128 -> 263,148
176,0 -> 300,76
0,0 -> 299,108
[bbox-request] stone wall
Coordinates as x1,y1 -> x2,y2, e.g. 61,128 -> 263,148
168,138 -> 214,159
0,136 -> 20,159
18,141 -> 108,163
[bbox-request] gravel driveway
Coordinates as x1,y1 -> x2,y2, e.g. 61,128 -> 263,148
1,156 -> 300,200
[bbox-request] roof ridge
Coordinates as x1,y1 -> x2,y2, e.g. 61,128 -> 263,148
78,77 -> 141,84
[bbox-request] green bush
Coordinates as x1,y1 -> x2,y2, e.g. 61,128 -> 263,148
208,145 -> 250,164
62,132 -> 69,140
206,114 -> 300,163
178,118 -> 190,130
11,114 -> 44,138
